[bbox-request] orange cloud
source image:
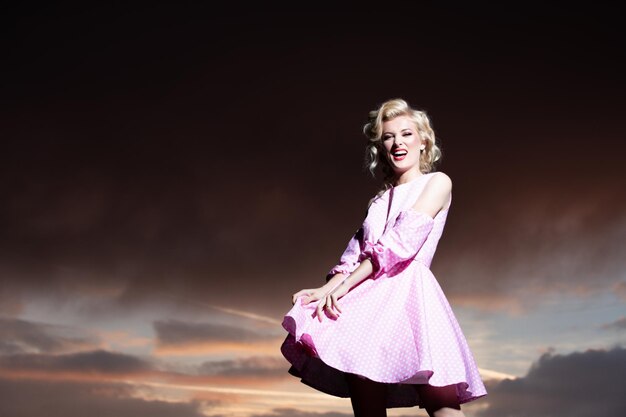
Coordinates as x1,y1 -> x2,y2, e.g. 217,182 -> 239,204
449,293 -> 526,315
153,339 -> 283,356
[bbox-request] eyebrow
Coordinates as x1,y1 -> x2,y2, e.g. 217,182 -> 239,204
383,127 -> 414,135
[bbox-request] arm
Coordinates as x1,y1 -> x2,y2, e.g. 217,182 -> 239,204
325,227 -> 364,281
363,173 -> 451,277
291,226 -> 364,306
412,172 -> 452,219
314,258 -> 374,321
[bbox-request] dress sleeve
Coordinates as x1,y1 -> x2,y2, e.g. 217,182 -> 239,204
325,226 -> 364,281
359,210 -> 434,278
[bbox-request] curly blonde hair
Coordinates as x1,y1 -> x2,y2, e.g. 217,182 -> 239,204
363,98 -> 441,187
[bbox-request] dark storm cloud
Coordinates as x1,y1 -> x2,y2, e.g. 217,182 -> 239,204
198,355 -> 288,378
0,283 -> 23,315
154,319 -> 276,347
1,4 -> 624,320
0,349 -> 152,374
435,178 -> 626,309
478,346 -> 626,417
0,317 -> 99,354
0,378 -> 205,417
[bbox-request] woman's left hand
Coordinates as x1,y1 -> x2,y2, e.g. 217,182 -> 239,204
315,281 -> 350,322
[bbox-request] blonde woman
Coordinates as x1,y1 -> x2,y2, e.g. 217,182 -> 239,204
282,98 -> 487,417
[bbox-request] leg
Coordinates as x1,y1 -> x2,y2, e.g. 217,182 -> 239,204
345,373 -> 387,417
417,384 -> 465,417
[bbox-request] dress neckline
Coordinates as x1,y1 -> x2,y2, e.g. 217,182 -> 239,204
391,172 -> 434,189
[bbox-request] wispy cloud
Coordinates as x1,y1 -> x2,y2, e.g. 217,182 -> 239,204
477,367 -> 516,381
141,381 -> 333,399
199,356 -> 288,378
0,318 -> 100,354
153,319 -> 281,355
0,350 -> 153,376
210,305 -> 282,326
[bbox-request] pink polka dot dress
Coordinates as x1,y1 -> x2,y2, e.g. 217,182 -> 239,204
281,172 -> 487,408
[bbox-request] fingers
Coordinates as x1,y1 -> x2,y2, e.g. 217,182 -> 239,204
316,299 -> 326,322
292,289 -> 308,299
292,289 -> 311,305
315,294 -> 342,322
297,290 -> 345,322
330,294 -> 342,314
326,294 -> 341,318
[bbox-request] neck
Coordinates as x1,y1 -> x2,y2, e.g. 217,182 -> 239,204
394,168 -> 423,186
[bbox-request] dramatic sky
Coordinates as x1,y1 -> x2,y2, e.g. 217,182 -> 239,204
2,4 -> 625,417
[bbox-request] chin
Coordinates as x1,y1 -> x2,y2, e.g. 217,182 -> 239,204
390,166 -> 408,176
392,161 -> 417,171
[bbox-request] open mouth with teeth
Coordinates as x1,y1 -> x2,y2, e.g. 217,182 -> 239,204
392,149 -> 407,161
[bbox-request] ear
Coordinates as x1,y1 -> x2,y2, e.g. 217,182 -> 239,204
419,135 -> 426,151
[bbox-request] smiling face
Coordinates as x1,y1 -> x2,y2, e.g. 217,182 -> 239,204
381,115 -> 426,182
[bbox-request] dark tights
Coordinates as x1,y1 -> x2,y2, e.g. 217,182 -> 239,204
346,374 -> 462,417
346,373 -> 387,417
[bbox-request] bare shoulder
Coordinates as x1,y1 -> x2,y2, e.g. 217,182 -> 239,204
425,171 -> 452,194
411,172 -> 452,216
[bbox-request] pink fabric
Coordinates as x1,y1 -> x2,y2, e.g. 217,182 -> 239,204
360,210 -> 434,279
325,227 -> 364,279
281,172 -> 487,408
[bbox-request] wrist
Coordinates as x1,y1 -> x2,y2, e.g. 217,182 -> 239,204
321,278 -> 340,292
338,277 -> 351,290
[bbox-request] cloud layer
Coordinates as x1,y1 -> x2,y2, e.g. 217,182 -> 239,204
478,346 -> 626,417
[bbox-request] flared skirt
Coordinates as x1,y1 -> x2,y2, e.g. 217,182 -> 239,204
281,264 -> 487,408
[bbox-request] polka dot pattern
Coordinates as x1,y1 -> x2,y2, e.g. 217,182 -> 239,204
281,172 -> 488,408
360,210 -> 434,279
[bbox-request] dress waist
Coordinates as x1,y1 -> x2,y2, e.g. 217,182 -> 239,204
412,256 -> 432,269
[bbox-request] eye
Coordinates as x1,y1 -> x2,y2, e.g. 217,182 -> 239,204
382,135 -> 393,141
402,132 -> 413,137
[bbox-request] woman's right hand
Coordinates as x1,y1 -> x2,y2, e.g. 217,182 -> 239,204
292,287 -> 326,305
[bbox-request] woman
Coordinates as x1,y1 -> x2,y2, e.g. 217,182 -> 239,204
281,98 -> 487,417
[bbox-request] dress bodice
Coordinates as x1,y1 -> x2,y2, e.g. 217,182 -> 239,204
362,172 -> 450,268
